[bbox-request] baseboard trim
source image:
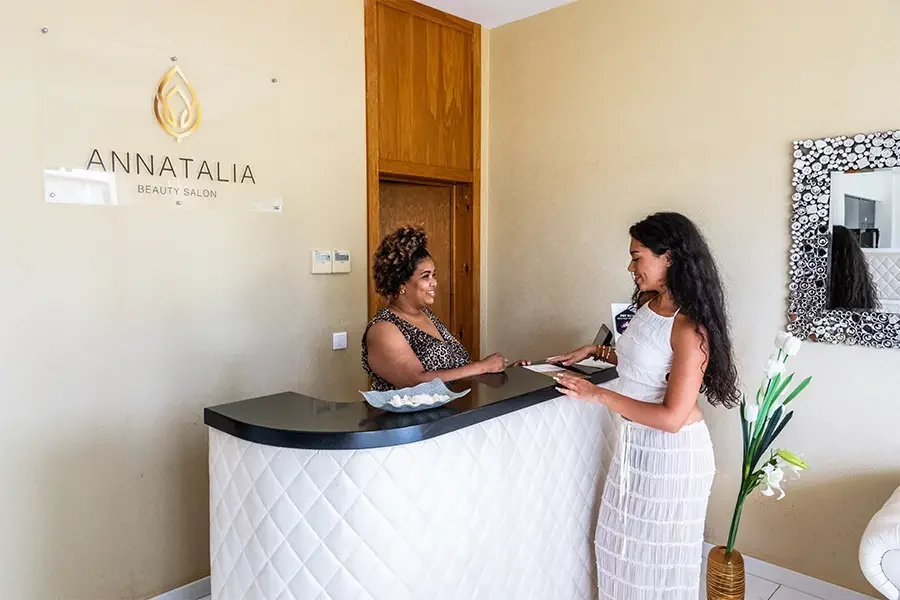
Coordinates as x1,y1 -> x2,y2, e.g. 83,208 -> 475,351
703,543 -> 875,600
150,576 -> 210,600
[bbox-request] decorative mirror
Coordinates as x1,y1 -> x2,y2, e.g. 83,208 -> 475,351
790,129 -> 900,349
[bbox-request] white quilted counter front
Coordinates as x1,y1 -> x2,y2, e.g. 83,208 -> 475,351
209,395 -> 617,600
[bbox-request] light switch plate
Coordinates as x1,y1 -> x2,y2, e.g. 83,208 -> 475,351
333,250 -> 351,274
332,332 -> 348,350
312,250 -> 333,274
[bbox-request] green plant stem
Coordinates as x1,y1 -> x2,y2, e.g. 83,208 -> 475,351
747,372 -> 779,473
726,490 -> 747,554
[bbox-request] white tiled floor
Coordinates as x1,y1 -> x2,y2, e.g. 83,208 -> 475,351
769,588 -> 827,600
199,576 -> 829,600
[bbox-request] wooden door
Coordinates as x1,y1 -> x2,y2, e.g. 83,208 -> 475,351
366,0 -> 481,355
378,180 -> 453,323
450,184 -> 475,352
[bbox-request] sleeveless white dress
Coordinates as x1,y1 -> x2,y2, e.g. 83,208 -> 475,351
595,303 -> 716,600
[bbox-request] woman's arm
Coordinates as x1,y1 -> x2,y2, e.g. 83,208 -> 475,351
366,322 -> 501,388
556,316 -> 706,433
548,344 -> 618,367
598,346 -> 619,366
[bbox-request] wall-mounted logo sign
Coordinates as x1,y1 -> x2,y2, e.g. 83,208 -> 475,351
153,66 -> 200,143
83,63 -> 256,200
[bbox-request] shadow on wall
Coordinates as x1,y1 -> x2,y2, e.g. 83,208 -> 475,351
30,359 -> 251,599
35,427 -> 212,599
35,431 -> 136,600
711,469 -> 900,596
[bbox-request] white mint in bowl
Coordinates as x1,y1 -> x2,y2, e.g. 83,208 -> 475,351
360,379 -> 470,413
387,393 -> 450,408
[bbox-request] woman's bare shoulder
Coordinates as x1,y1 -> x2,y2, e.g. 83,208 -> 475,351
367,319 -> 402,340
672,312 -> 706,350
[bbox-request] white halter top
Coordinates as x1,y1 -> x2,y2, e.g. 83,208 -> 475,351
607,302 -> 679,404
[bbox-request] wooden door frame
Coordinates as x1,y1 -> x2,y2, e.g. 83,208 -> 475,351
364,0 -> 482,355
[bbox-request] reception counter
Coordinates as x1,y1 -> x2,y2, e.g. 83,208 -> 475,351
206,367 -> 618,600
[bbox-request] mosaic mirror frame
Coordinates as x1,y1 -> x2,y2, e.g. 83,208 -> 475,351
789,128 -> 900,349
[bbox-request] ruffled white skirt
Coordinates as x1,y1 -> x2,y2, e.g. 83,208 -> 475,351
596,420 -> 715,600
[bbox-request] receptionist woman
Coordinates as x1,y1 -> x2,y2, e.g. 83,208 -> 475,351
362,226 -> 527,391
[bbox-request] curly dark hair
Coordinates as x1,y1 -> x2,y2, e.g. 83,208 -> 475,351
373,226 -> 432,298
828,225 -> 880,310
629,212 -> 741,408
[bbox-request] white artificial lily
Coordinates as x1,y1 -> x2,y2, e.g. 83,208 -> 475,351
760,463 -> 785,499
782,461 -> 803,478
783,335 -> 802,357
744,403 -> 760,423
774,331 -> 790,350
765,355 -> 786,379
776,449 -> 809,478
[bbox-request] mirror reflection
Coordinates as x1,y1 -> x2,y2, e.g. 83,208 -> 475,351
829,169 -> 900,312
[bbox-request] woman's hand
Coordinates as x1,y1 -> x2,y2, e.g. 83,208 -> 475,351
547,345 -> 596,367
476,354 -> 532,374
555,373 -> 606,404
477,353 -> 508,374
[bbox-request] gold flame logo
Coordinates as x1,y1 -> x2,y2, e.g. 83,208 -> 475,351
153,66 -> 200,142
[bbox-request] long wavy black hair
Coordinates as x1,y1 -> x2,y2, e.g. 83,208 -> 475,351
828,225 -> 880,311
629,212 -> 741,408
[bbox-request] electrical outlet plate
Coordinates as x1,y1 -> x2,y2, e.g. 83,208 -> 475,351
332,332 -> 348,350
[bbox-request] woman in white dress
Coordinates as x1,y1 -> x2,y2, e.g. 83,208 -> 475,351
551,212 -> 740,600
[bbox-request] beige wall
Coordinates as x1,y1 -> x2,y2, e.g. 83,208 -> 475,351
1,1 -> 368,598
487,0 -> 900,594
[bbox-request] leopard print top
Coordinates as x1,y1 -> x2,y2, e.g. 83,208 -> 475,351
362,307 -> 471,391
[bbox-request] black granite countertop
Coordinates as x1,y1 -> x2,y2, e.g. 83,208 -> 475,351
204,366 -> 618,450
